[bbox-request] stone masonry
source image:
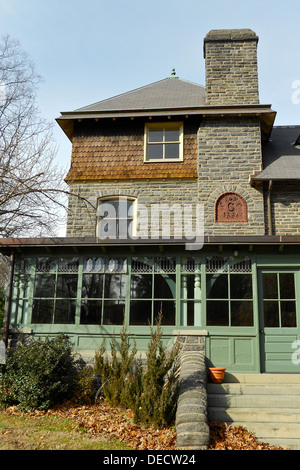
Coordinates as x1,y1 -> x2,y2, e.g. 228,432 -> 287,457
175,332 -> 209,450
197,116 -> 265,235
66,179 -> 199,238
204,29 -> 259,105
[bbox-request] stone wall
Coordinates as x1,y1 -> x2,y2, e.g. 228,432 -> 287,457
204,29 -> 259,105
267,181 -> 300,235
197,116 -> 265,235
175,332 -> 209,450
66,179 -> 199,237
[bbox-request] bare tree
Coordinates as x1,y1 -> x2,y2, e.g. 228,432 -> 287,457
0,35 -> 68,238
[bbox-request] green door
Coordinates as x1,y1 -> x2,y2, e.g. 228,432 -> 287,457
258,269 -> 300,373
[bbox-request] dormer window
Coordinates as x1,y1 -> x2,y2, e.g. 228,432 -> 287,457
144,122 -> 183,162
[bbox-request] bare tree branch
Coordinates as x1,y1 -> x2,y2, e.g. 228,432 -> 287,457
0,35 -> 69,238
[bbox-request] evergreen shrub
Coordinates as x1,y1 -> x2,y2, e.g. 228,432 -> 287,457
0,334 -> 79,410
95,315 -> 180,429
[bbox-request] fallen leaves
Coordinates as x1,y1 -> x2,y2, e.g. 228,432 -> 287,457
3,403 -> 288,451
209,421 -> 287,450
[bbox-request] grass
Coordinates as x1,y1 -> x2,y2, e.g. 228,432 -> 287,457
0,412 -> 132,450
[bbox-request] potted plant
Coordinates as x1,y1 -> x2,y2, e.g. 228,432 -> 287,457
208,367 -> 226,384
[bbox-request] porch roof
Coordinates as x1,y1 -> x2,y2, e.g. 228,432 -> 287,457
1,235 -> 300,255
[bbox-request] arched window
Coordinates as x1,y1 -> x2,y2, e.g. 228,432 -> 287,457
97,197 -> 136,239
215,192 -> 248,223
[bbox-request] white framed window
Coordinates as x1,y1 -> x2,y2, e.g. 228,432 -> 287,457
97,197 -> 137,240
144,122 -> 183,162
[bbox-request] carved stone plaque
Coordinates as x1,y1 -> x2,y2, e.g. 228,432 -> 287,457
215,192 -> 247,223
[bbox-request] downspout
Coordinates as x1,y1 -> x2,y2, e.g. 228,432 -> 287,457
2,248 -> 16,348
267,179 -> 273,236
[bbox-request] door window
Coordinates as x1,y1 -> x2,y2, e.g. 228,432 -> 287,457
262,272 -> 297,328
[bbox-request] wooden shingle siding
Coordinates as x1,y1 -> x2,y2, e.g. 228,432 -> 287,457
65,118 -> 199,181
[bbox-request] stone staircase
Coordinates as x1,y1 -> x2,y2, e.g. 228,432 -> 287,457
207,373 -> 300,450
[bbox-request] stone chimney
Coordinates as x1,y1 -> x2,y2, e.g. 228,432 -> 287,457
203,29 -> 259,105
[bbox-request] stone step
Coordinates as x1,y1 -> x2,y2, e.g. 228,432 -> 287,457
229,422 -> 300,439
208,406 -> 300,423
223,373 -> 300,384
207,373 -> 300,450
208,393 -> 300,408
207,382 -> 300,395
258,438 -> 300,451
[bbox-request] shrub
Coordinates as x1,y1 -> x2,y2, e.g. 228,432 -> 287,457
0,334 -> 79,411
95,314 -> 180,429
133,314 -> 180,429
72,365 -> 97,404
94,322 -> 137,408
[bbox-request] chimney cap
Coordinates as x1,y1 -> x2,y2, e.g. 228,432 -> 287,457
204,28 -> 258,43
203,29 -> 259,58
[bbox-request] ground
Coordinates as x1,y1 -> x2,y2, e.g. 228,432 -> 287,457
0,401 -> 288,451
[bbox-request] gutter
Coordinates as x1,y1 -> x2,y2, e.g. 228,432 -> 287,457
2,248 -> 16,347
267,180 -> 273,236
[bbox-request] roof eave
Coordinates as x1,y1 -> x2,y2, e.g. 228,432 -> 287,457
57,104 -> 276,141
1,234 -> 300,255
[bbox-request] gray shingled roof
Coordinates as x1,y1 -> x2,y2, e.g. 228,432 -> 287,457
75,77 -> 206,112
254,126 -> 300,180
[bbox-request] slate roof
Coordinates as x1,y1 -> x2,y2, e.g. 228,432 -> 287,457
74,78 -> 206,113
252,126 -> 300,181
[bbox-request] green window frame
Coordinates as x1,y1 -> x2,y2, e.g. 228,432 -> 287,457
206,256 -> 254,327
32,256 -> 79,324
15,254 -> 204,328
80,256 -> 127,325
261,271 -> 297,328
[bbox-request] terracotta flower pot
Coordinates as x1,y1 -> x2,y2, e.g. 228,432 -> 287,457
209,367 -> 226,384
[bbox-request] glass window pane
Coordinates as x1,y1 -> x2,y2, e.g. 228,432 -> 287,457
80,300 -> 102,325
104,274 -> 126,298
186,274 -> 195,299
154,300 -> 175,325
130,300 -> 152,325
207,300 -> 229,326
148,129 -> 163,142
165,128 -> 180,142
56,274 -> 78,298
131,274 -> 152,298
262,273 -> 278,299
103,300 -> 125,325
36,257 -> 57,272
32,299 -> 53,323
263,301 -> 279,327
58,257 -> 79,273
281,301 -> 297,327
54,300 -> 76,324
148,144 -> 163,159
231,301 -> 253,326
230,274 -> 252,299
84,257 -> 104,273
82,273 -> 103,298
34,274 -> 55,298
206,274 -> 228,299
154,274 -> 176,299
279,273 -> 295,299
165,143 -> 179,159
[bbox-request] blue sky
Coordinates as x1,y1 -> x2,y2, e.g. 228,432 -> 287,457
0,0 -> 299,171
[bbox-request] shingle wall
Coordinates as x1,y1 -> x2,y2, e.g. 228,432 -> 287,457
65,118 -> 199,182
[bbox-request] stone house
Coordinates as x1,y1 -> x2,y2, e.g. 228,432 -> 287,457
1,29 -> 300,374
